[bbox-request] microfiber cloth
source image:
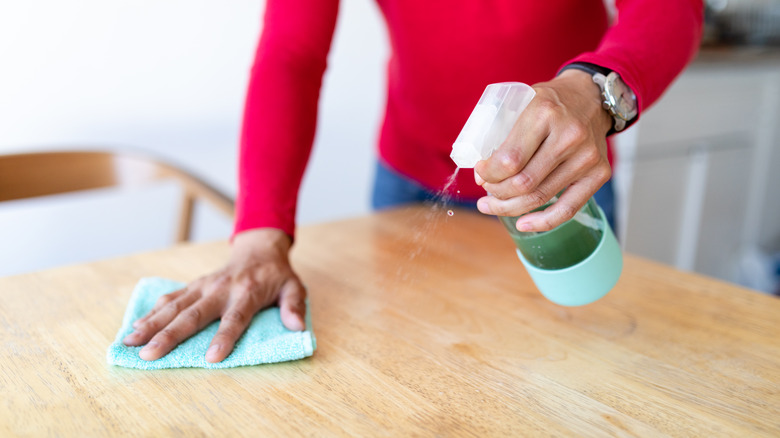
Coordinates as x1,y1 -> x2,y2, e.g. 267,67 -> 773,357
106,277 -> 316,369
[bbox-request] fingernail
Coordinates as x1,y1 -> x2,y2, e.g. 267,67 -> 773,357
517,221 -> 532,232
139,341 -> 159,361
477,198 -> 491,214
206,345 -> 221,362
122,331 -> 140,344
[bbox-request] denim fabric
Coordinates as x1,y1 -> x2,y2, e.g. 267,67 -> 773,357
371,161 -> 478,210
593,178 -> 616,234
371,160 -> 616,231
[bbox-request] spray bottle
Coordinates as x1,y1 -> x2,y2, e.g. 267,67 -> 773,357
451,82 -> 622,306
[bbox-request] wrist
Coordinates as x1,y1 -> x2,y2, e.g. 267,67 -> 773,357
557,69 -> 613,136
232,227 -> 292,259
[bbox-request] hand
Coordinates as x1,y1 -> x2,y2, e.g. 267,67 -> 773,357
474,69 -> 613,232
122,228 -> 306,363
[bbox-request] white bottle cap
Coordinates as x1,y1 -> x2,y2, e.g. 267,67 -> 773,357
450,83 -> 535,168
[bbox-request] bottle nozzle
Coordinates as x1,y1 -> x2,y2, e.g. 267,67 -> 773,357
450,83 -> 535,168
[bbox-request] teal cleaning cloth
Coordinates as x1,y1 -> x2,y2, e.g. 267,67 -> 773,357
106,277 -> 316,369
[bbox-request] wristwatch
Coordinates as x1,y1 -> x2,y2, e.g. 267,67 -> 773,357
559,62 -> 638,135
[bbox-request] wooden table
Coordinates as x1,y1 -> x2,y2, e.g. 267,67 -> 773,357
1,207 -> 778,436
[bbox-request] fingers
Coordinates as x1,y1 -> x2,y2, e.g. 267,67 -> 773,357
131,287 -> 186,329
474,98 -> 552,184
120,243 -> 304,363
470,77 -> 612,233
278,279 -> 307,332
480,121 -> 593,201
476,160 -> 572,219
205,305 -> 257,364
476,137 -> 609,220
137,296 -> 222,361
513,180 -> 600,232
123,290 -> 201,347
480,167 -> 608,232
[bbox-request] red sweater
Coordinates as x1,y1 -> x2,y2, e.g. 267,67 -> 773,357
235,0 -> 703,238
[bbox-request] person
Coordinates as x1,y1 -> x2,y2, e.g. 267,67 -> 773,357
123,0 -> 703,362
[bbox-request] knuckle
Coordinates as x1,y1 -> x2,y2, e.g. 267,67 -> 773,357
558,203 -> 579,221
235,285 -> 255,300
554,132 -> 584,159
155,328 -> 178,344
487,184 -> 509,200
564,121 -> 588,143
497,153 -> 520,175
581,146 -> 601,168
138,318 -> 160,333
540,217 -> 558,231
595,164 -> 612,183
511,172 -> 534,193
163,300 -> 181,314
211,273 -> 230,288
204,277 -> 229,295
537,99 -> 558,115
222,309 -> 247,325
544,203 -> 579,231
535,101 -> 559,125
528,190 -> 550,209
134,322 -> 150,334
235,274 -> 256,291
181,307 -> 202,326
155,295 -> 173,306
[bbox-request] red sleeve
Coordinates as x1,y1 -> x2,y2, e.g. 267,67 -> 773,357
233,0 -> 340,239
564,0 -> 704,115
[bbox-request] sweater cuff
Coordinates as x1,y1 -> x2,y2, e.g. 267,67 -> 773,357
232,209 -> 295,243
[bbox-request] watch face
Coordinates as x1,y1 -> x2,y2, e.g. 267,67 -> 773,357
605,73 -> 637,121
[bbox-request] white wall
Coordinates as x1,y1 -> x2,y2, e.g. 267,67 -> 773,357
0,0 -> 388,276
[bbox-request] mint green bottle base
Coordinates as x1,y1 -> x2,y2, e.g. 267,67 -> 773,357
516,207 -> 623,306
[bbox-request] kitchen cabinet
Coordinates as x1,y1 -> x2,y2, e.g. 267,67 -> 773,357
615,48 -> 780,288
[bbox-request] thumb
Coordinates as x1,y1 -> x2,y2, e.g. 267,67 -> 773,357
473,163 -> 486,186
279,279 -> 306,331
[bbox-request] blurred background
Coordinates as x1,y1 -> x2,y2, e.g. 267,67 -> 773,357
1,0 -> 778,294
0,0 -> 387,275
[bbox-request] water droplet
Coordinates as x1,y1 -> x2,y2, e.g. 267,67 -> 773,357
447,210 -> 454,216
457,190 -> 460,194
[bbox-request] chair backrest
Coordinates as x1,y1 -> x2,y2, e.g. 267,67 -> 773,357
0,150 -> 235,242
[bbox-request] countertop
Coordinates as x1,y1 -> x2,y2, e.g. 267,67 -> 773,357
1,206 -> 778,436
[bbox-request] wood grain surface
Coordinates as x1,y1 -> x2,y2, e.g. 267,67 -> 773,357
1,206 -> 778,437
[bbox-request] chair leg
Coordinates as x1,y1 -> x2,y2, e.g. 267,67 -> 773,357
176,193 -> 195,243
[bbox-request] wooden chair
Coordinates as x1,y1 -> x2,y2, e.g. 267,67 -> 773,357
0,150 -> 235,242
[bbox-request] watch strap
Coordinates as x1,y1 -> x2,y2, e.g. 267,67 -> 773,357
558,61 -> 611,78
558,62 -> 638,136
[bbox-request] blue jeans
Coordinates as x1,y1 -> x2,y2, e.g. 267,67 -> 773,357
371,160 -> 616,232
371,161 -> 478,210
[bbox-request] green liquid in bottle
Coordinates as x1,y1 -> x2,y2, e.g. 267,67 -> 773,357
499,198 -> 604,270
